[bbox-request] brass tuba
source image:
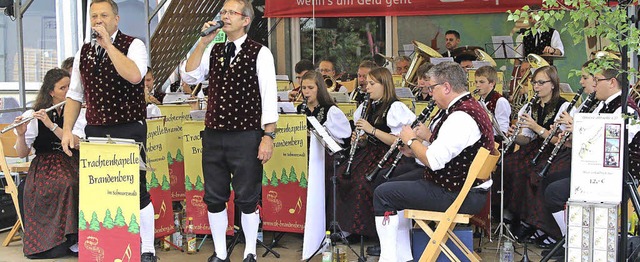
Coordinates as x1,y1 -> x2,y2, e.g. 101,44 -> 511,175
475,49 -> 497,67
402,40 -> 442,90
324,75 -> 337,92
510,53 -> 549,119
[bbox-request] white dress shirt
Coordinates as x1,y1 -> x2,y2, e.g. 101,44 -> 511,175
67,31 -> 148,103
324,106 -> 351,144
180,34 -> 279,129
481,96 -> 511,135
424,92 -> 492,188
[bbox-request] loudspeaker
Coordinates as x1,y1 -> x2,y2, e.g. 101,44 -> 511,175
412,226 -> 473,262
0,192 -> 17,231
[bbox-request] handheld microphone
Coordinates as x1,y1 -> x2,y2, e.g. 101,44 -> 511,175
200,21 -> 223,37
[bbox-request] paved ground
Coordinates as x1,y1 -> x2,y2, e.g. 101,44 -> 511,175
0,227 -> 553,261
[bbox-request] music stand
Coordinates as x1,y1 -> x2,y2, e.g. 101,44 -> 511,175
486,36 -> 523,60
304,117 -> 366,262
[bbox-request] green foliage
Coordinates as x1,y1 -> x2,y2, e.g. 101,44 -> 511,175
103,209 -> 114,229
175,149 -> 184,162
289,166 -> 298,182
280,168 -> 289,184
89,211 -> 101,232
114,207 -> 127,227
185,175 -> 193,190
270,170 -> 278,187
167,152 -> 173,165
161,175 -> 170,190
128,214 -> 140,234
507,0 -> 640,80
299,171 -> 308,188
195,176 -> 205,191
78,210 -> 87,230
300,17 -> 383,77
262,170 -> 268,186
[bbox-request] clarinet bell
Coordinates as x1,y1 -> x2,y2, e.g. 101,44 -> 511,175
537,164 -> 550,178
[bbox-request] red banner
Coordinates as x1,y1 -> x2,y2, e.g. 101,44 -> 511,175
265,0 -> 540,17
146,118 -> 175,238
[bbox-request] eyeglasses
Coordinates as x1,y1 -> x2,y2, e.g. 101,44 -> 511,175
220,9 -> 246,17
318,68 -> 334,73
426,82 -> 444,92
595,77 -> 613,82
531,80 -> 552,86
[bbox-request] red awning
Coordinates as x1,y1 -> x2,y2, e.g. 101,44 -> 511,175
265,0 -> 542,18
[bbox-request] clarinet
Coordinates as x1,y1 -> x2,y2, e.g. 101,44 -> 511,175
538,92 -> 597,177
365,100 -> 436,182
343,93 -> 370,178
298,96 -> 308,114
531,87 -> 585,165
503,93 -> 540,150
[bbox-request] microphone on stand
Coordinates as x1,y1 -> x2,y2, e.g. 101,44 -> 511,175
200,21 -> 224,37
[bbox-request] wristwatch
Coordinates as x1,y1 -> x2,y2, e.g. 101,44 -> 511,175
406,137 -> 419,148
263,131 -> 276,139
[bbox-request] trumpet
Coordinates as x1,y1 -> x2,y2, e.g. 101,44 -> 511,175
531,87 -> 585,166
538,92 -> 597,177
503,93 -> 539,150
366,100 -> 437,182
343,93 -> 370,178
1,101 -> 66,134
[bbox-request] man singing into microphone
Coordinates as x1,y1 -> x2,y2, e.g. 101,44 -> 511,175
60,0 -> 156,261
180,0 -> 278,261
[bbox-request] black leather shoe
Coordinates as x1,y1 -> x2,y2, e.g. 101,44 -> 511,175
208,254 -> 230,262
243,254 -> 257,262
366,244 -> 381,256
141,252 -> 157,262
541,246 -> 565,260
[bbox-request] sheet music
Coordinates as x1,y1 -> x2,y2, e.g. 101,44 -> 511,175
162,92 -> 192,104
278,102 -> 297,113
472,61 -> 492,69
430,57 -> 454,65
329,92 -> 351,103
277,91 -> 291,102
395,87 -> 415,99
190,110 -> 206,120
307,117 -> 343,154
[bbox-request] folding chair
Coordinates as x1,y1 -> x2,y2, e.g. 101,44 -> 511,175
1,139 -> 26,246
405,146 -> 500,262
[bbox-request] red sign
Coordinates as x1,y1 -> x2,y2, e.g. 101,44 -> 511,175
265,0 -> 541,17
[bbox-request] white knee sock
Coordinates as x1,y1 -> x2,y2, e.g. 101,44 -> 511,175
375,214 -> 398,262
140,203 -> 155,254
242,209 -> 260,258
552,210 -> 567,236
396,210 -> 413,262
208,209 -> 229,259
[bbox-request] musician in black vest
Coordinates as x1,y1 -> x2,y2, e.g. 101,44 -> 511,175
181,1 -> 278,261
503,66 -> 572,245
373,62 -> 495,261
544,62 -> 640,257
515,6 -> 564,66
475,66 -> 511,139
60,0 -> 156,261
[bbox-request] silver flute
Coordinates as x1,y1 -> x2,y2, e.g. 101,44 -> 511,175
1,101 -> 66,134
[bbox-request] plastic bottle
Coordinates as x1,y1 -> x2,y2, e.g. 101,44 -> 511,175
172,212 -> 182,248
257,224 -> 264,243
500,240 -> 514,262
186,217 -> 196,254
321,231 -> 332,262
